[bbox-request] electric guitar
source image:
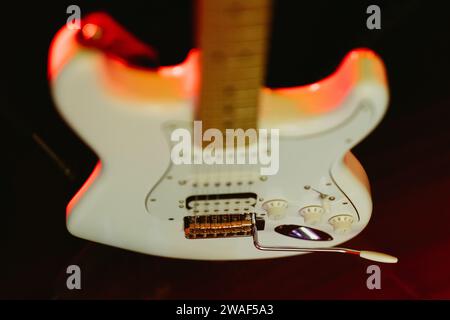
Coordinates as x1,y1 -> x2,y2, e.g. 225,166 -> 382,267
49,0 -> 396,262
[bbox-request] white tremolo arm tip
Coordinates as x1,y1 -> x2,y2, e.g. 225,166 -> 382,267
359,250 -> 398,263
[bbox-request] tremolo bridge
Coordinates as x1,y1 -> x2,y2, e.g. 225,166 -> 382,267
183,192 -> 266,239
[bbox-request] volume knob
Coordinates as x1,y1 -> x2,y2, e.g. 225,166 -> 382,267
299,205 -> 324,225
328,215 -> 354,234
262,199 -> 288,220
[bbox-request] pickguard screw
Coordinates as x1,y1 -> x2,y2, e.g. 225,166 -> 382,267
304,185 -> 311,190
260,176 -> 268,182
178,180 -> 187,185
179,205 -> 184,208
259,198 -> 264,202
150,198 -> 156,202
329,196 -> 336,201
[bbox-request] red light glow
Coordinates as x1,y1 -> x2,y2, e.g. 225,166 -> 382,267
273,48 -> 386,114
66,162 -> 102,217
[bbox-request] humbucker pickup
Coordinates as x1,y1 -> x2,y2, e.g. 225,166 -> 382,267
185,193 -> 257,210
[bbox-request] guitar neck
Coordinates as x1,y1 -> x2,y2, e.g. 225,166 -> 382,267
196,0 -> 272,131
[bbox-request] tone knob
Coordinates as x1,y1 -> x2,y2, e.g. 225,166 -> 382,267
328,215 -> 354,234
299,205 -> 324,225
262,199 -> 288,220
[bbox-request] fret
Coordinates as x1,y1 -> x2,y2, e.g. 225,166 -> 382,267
200,110 -> 260,119
199,78 -> 260,87
199,102 -> 261,112
198,113 -> 258,122
202,112 -> 259,121
203,83 -> 261,91
203,43 -> 267,58
201,26 -> 269,43
202,1 -> 271,15
200,80 -> 261,90
201,87 -> 261,98
198,111 -> 259,120
200,16 -> 270,29
204,57 -> 265,68
201,71 -> 264,81
197,108 -> 259,120
218,0 -> 270,11
197,104 -> 259,115
202,123 -> 259,132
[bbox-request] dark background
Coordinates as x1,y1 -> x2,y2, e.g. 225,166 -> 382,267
2,0 -> 450,299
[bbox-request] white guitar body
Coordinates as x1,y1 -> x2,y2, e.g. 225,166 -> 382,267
49,23 -> 388,260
